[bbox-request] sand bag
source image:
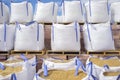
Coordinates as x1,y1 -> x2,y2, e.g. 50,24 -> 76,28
14,21 -> 44,51
10,1 -> 33,23
85,0 -> 109,23
111,2 -> 120,22
83,22 -> 115,51
86,56 -> 120,79
57,0 -> 84,23
0,23 -> 15,51
0,1 -> 9,23
51,22 -> 80,51
34,1 -> 57,23
33,57 -> 87,80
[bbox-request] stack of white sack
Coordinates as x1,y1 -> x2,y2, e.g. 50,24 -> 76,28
14,21 -> 44,51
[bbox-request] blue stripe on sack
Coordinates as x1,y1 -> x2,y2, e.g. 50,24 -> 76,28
4,22 -> 7,42
10,73 -> 17,80
107,0 -> 109,15
20,54 -> 28,62
63,0 -> 65,16
26,1 -> 29,16
110,24 -> 114,41
89,0 -> 92,16
117,75 -> 120,80
52,2 -> 55,16
35,73 -> 39,80
86,23 -> 91,42
52,24 -> 54,41
74,21 -> 78,42
1,1 -> 3,16
25,21 -> 35,26
79,0 -> 83,15
0,63 -> 5,70
37,23 -> 40,41
32,56 -> 38,66
44,64 -> 48,77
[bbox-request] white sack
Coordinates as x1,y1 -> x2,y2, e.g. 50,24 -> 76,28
0,62 -> 28,80
34,2 -> 57,23
83,22 -> 115,51
85,0 -> 109,23
0,2 -> 9,23
10,1 -> 33,23
111,2 -> 120,22
86,56 -> 120,79
0,24 -> 15,51
14,21 -> 44,51
57,1 -> 84,23
42,57 -> 77,70
51,22 -> 80,51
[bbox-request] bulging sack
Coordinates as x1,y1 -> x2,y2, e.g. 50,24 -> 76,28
0,2 -> 9,23
111,2 -> 120,22
10,1 -> 33,23
51,22 -> 80,51
83,22 -> 115,51
0,24 -> 15,51
14,21 -> 44,51
86,56 -> 120,79
85,0 -> 109,23
57,0 -> 84,23
34,2 -> 57,23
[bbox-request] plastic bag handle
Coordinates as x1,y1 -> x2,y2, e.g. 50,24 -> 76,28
79,0 -> 83,15
10,73 -> 17,80
44,64 -> 48,77
4,22 -> 7,42
74,21 -> 78,42
89,0 -> 92,16
0,63 -> 5,70
20,54 -> 28,62
116,75 -> 120,80
52,24 -> 54,42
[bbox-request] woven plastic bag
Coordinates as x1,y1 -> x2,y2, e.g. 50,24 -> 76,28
34,1 -> 57,23
10,1 -> 33,23
111,2 -> 120,22
57,0 -> 84,23
33,57 -> 87,80
0,1 -> 9,23
51,22 -> 80,51
85,56 -> 120,79
85,0 -> 109,23
0,23 -> 15,51
14,21 -> 44,51
83,22 -> 115,51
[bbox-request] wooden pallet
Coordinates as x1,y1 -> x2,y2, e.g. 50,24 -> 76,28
11,50 -> 45,55
0,51 -> 10,60
46,50 -> 81,55
87,50 -> 120,56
